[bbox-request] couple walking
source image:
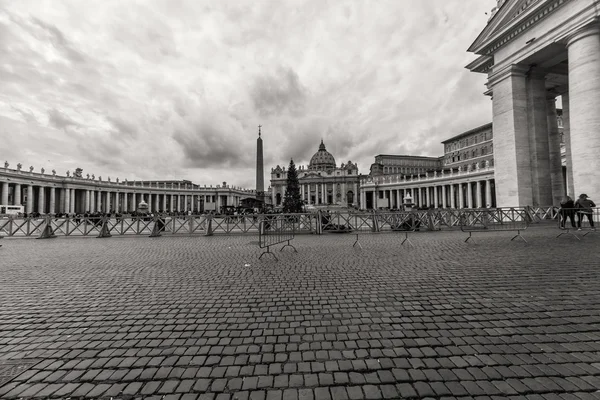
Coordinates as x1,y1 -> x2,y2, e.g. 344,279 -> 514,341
560,194 -> 596,230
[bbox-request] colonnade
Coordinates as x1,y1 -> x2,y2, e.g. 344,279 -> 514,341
0,180 -> 249,215
273,182 -> 360,206
360,178 -> 495,210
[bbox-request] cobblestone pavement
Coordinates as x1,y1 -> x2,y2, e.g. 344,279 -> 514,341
0,226 -> 599,400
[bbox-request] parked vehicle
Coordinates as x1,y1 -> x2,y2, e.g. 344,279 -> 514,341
0,205 -> 24,215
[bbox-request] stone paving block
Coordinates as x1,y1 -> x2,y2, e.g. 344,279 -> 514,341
1,233 -> 600,399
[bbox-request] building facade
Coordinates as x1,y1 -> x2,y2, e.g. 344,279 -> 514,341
467,0 -> 600,206
0,163 -> 258,214
361,122 -> 497,210
442,123 -> 494,171
270,141 -> 361,207
370,155 -> 442,176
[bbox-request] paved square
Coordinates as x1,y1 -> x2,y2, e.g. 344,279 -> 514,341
0,227 -> 599,399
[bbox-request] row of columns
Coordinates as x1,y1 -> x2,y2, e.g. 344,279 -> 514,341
363,179 -> 495,210
0,183 -> 240,214
490,24 -> 600,205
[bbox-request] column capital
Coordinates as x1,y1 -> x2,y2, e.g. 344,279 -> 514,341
566,23 -> 600,48
487,64 -> 529,87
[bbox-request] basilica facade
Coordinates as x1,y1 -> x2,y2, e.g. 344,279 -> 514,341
270,141 -> 360,208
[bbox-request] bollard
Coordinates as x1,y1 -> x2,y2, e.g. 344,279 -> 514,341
371,211 -> 380,233
37,216 -> 57,239
97,216 -> 112,238
205,214 -> 214,236
149,216 -> 163,237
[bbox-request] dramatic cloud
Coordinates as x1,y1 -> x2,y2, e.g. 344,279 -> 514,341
0,0 -> 496,189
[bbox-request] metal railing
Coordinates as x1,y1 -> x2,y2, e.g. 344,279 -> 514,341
459,208 -> 531,242
258,215 -> 297,260
0,206 -> 563,240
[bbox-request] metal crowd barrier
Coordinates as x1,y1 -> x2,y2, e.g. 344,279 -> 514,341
527,205 -> 560,222
557,207 -> 598,239
258,215 -> 297,260
0,206 -> 566,243
460,208 -> 531,242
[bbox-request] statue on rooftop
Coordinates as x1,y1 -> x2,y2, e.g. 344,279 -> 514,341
29,166 -> 34,172
16,163 -> 22,171
4,161 -> 8,168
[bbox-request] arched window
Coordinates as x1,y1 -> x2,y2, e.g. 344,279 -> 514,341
276,193 -> 282,205
347,191 -> 354,204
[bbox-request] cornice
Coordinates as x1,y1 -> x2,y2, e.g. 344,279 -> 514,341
474,0 -> 566,56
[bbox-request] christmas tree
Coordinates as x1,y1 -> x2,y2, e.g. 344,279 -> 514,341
282,159 -> 303,213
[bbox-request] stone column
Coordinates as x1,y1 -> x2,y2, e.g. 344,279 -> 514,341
90,190 -> 95,213
14,184 -> 21,206
489,65 -> 532,206
84,190 -> 90,212
155,193 -> 160,212
37,186 -> 44,213
562,92 -> 575,197
360,189 -> 366,209
96,191 -> 102,213
547,94 -> 564,205
63,188 -> 70,215
442,185 -> 447,208
434,186 -> 439,208
458,184 -> 464,209
1,182 -> 8,205
467,183 -> 473,208
486,180 -> 492,208
476,181 -> 482,208
70,189 -> 76,214
321,183 -> 325,204
567,24 -> 600,199
170,194 -> 175,212
162,194 -> 167,212
526,68 -> 553,206
450,184 -> 456,208
105,191 -> 111,213
49,187 -> 56,214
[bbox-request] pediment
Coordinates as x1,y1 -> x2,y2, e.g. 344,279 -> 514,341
468,0 -> 561,55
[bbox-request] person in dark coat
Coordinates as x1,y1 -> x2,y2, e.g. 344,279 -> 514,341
559,195 -> 576,229
575,193 -> 596,230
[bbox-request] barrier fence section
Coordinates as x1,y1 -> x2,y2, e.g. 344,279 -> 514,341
258,214 -> 298,260
459,207 -> 531,242
557,207 -> 598,239
0,206 -> 565,240
527,205 -> 560,222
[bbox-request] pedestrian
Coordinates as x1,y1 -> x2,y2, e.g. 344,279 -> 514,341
575,193 -> 596,231
559,195 -> 576,229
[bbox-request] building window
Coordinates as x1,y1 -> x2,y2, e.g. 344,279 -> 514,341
276,174 -> 280,178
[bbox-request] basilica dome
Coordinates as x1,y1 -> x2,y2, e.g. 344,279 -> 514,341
309,140 -> 336,170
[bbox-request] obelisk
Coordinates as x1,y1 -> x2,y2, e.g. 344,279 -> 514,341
256,125 -> 264,196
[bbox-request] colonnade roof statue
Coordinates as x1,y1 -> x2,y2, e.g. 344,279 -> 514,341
466,0 -> 600,207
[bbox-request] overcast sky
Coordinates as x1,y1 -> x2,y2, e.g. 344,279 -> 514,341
0,0 -> 495,189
